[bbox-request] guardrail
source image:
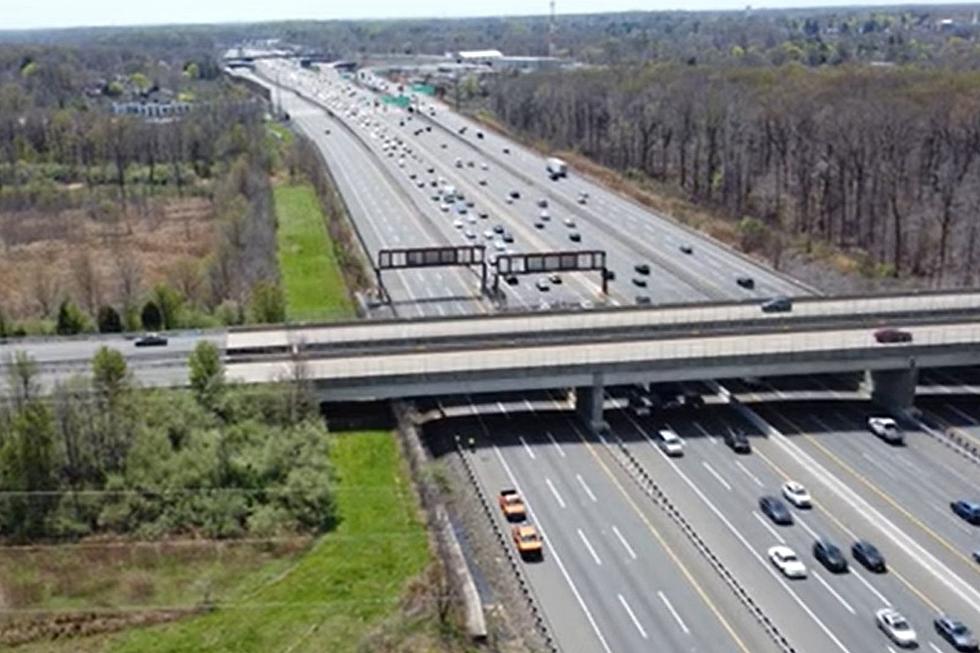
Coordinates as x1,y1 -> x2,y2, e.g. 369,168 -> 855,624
908,411 -> 980,466
600,432 -> 797,653
454,437 -> 560,653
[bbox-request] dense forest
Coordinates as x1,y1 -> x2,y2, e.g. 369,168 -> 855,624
0,343 -> 333,541
488,64 -> 980,284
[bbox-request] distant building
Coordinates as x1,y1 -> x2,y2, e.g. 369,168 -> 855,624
111,100 -> 192,121
938,18 -> 956,31
497,56 -> 562,71
451,49 -> 504,65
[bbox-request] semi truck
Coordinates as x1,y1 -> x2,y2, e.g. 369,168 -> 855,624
546,157 -> 567,180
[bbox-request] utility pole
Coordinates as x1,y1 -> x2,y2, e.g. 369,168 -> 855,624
548,0 -> 557,57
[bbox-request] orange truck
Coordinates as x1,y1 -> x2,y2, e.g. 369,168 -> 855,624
498,489 -> 527,521
512,524 -> 544,560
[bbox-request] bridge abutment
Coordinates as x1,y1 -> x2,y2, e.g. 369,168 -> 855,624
575,373 -> 608,433
866,364 -> 918,412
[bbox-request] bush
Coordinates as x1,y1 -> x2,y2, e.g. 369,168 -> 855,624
55,299 -> 89,335
97,305 -> 123,333
248,280 -> 286,324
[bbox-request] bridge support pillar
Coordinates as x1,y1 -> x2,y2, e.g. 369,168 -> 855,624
867,365 -> 918,412
575,373 -> 607,434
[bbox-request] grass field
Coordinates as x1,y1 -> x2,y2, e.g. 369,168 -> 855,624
274,183 -> 354,322
101,431 -> 432,653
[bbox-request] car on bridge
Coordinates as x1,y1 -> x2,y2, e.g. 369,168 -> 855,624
762,296 -> 793,313
950,499 -> 980,525
498,489 -> 527,521
877,608 -> 917,648
874,327 -> 913,343
813,538 -> 849,573
759,496 -> 794,525
868,417 -> 904,445
768,545 -> 807,579
934,616 -> 978,652
512,524 -> 543,560
852,540 -> 887,573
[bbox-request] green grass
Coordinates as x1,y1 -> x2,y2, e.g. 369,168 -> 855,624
107,431 -> 431,653
274,183 -> 354,322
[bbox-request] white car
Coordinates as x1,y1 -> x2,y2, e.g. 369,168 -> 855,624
494,241 -> 507,251
440,203 -> 451,212
656,429 -> 684,457
564,217 -> 576,227
781,481 -> 812,508
453,219 -> 463,229
483,230 -> 494,239
868,417 -> 903,444
768,545 -> 807,579
876,608 -> 917,648
539,209 -> 551,221
481,162 -> 489,170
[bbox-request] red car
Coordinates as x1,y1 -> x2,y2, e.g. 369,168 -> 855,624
874,328 -> 912,344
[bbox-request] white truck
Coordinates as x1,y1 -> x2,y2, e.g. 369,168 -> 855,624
546,157 -> 567,180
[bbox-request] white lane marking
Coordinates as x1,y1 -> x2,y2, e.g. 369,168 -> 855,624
577,528 -> 602,566
658,590 -> 690,635
545,478 -> 566,509
618,593 -> 648,639
736,461 -> 765,487
497,401 -> 510,417
546,431 -> 566,458
492,446 -> 613,653
611,525 -> 638,560
795,515 -> 822,541
702,461 -> 732,491
624,414 -> 854,653
576,474 -> 598,503
518,435 -> 536,460
928,642 -> 943,653
851,568 -> 891,607
693,421 -> 718,445
812,570 -> 856,615
524,399 -> 535,414
888,646 -> 898,653
753,511 -> 786,544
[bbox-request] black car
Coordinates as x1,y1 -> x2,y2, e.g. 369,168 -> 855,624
569,232 -> 581,242
951,500 -> 980,525
502,232 -> 515,243
934,616 -> 979,652
134,333 -> 168,347
852,540 -> 886,573
813,539 -> 849,573
505,274 -> 519,286
509,190 -> 521,199
632,277 -> 648,288
538,199 -> 549,208
762,297 -> 793,313
679,244 -> 693,254
503,147 -> 511,154
534,221 -> 545,230
725,429 -> 751,454
736,276 -> 755,289
635,295 -> 652,305
759,496 -> 793,525
634,263 -> 651,275
493,224 -> 505,234
477,131 -> 484,139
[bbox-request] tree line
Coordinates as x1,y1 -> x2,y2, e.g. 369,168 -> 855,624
0,344 -> 334,542
489,64 -> 980,284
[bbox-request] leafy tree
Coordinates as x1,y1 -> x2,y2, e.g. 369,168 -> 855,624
92,347 -> 129,400
97,305 -> 123,333
188,340 -> 224,409
55,299 -> 87,335
141,300 -> 163,331
5,350 -> 39,411
0,401 -> 57,540
151,283 -> 184,330
248,280 -> 286,324
0,304 -> 7,337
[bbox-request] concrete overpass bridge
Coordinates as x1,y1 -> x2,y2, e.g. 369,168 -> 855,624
224,293 -> 980,430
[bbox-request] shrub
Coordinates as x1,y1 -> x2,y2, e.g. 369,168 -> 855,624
55,299 -> 88,335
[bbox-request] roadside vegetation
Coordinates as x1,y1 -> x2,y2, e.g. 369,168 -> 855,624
274,183 -> 354,322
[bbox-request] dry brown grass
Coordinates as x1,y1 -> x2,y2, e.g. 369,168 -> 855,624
0,197 -> 217,320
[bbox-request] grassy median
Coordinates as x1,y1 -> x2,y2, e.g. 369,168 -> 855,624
108,431 -> 431,653
275,183 -> 354,322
